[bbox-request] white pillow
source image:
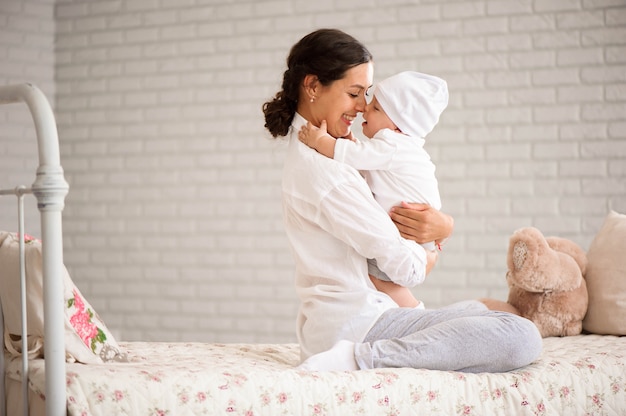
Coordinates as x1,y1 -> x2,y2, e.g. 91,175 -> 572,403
582,211 -> 626,335
0,231 -> 127,363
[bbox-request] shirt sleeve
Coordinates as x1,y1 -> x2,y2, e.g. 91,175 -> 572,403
334,137 -> 397,171
315,178 -> 427,287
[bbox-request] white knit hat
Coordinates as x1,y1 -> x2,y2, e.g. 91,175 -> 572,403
374,71 -> 448,138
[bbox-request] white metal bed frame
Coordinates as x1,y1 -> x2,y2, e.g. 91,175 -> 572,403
0,83 -> 69,416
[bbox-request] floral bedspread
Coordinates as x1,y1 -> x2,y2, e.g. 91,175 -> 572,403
9,335 -> 626,416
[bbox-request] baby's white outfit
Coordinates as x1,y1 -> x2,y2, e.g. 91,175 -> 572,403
335,71 -> 448,286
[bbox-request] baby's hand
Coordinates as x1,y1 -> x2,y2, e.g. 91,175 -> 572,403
344,130 -> 357,142
298,120 -> 337,159
299,120 -> 330,150
425,249 -> 439,275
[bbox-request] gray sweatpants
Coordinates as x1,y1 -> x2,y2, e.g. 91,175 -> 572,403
355,300 -> 542,373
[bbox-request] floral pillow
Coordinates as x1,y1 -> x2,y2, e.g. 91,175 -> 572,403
0,231 -> 127,363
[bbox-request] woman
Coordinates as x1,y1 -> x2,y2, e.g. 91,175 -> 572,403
263,28 -> 542,372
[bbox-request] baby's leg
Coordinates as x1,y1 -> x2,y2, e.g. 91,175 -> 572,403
369,275 -> 420,308
367,258 -> 421,308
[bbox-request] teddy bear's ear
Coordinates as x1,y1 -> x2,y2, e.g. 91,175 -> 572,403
545,237 -> 588,275
507,227 -> 548,273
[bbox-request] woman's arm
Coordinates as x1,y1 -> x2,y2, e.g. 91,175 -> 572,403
389,202 -> 454,246
317,183 -> 430,288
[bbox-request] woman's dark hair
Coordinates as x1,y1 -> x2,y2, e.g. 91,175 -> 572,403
262,28 -> 373,138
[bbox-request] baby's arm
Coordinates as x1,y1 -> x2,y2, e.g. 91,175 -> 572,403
298,120 -> 336,159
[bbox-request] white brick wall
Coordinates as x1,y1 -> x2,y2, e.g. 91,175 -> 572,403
0,0 -> 56,238
2,0 -> 625,344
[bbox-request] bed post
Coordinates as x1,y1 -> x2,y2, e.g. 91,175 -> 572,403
0,84 -> 69,416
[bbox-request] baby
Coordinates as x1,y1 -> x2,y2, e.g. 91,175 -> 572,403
299,71 -> 448,308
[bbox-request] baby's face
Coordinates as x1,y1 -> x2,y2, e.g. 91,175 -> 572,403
361,96 -> 399,138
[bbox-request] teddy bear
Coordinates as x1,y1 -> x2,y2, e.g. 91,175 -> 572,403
503,227 -> 589,337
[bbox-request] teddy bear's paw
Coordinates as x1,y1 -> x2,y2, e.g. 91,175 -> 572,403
511,240 -> 528,271
562,320 -> 583,337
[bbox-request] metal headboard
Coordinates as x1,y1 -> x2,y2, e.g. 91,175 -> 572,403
0,83 -> 69,416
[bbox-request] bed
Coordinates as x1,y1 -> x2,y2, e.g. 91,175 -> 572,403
1,83 -> 625,416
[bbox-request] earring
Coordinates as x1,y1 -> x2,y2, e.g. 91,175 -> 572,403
310,97 -> 315,103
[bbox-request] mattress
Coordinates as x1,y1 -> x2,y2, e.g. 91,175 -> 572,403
6,334 -> 626,415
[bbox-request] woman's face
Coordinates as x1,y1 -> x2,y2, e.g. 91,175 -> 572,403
309,62 -> 374,139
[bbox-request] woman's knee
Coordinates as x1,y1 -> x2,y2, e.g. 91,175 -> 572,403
505,315 -> 543,369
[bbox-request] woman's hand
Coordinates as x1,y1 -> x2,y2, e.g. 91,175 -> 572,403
389,202 -> 454,246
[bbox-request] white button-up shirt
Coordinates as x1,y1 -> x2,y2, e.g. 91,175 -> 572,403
282,114 -> 428,360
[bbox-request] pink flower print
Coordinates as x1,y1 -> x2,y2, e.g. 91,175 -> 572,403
234,374 -> 247,386
245,411 -> 254,416
493,388 -> 502,399
94,391 -> 105,403
377,395 -> 390,406
312,404 -> 323,414
113,390 -> 124,402
178,392 -> 189,404
70,309 -> 98,348
462,405 -> 472,415
277,392 -> 288,404
196,392 -> 207,402
66,371 -> 79,387
427,390 -> 438,402
21,234 -> 38,243
68,290 -> 105,352
611,382 -> 620,393
591,394 -> 602,407
260,393 -> 270,405
383,373 -> 398,384
72,290 -> 85,312
142,371 -> 162,383
536,402 -> 546,413
352,392 -> 362,403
